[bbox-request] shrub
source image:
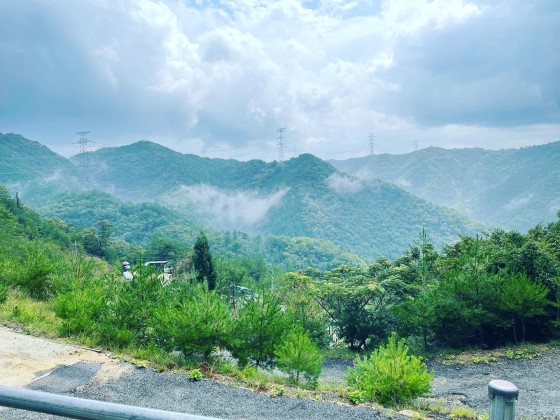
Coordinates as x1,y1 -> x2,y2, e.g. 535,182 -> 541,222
188,369 -> 203,381
167,284 -> 232,361
347,390 -> 366,405
230,291 -> 289,368
346,332 -> 432,406
54,287 -> 103,336
275,325 -> 323,387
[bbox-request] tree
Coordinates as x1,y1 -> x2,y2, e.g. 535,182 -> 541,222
308,264 -> 401,350
346,333 -> 432,406
275,325 -> 323,387
230,291 -> 288,368
497,273 -> 550,343
158,284 -> 232,361
192,232 -> 216,290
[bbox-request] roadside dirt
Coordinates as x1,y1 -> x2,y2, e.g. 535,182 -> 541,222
0,325 -> 119,387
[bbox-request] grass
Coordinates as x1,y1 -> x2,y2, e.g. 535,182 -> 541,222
434,342 -> 551,366
0,290 -> 61,337
414,398 -> 482,419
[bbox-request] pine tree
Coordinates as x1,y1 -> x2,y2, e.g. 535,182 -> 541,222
192,231 -> 216,290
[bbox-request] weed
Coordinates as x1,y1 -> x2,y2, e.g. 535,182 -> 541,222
188,368 -> 203,381
449,406 -> 477,419
270,385 -> 285,397
0,291 -> 61,336
347,390 -> 366,405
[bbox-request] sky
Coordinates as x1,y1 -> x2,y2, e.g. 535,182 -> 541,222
0,0 -> 559,161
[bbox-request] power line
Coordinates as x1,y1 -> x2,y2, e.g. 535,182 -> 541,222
276,128 -> 286,162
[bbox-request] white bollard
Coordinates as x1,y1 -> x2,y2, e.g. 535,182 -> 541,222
488,380 -> 518,420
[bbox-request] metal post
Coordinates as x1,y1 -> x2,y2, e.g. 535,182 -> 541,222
0,385 -> 220,420
488,380 -> 518,420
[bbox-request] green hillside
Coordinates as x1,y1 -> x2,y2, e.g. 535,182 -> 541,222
330,142 -> 560,231
2,134 -> 484,259
83,144 -> 483,258
37,190 -> 365,270
0,132 -> 78,205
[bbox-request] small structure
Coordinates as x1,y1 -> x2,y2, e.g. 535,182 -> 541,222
144,260 -> 173,284
122,261 -> 133,281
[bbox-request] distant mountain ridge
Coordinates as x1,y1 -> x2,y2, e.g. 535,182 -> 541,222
330,142 -> 560,232
1,132 -> 484,259
81,142 -> 482,258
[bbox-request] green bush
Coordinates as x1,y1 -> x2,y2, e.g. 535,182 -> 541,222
188,368 -> 203,381
346,332 -> 432,406
275,325 -> 323,387
230,291 -> 289,368
161,284 -> 232,361
54,287 -> 103,336
347,390 -> 366,405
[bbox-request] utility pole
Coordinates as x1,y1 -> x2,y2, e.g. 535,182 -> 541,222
369,133 -> 375,156
276,128 -> 286,162
75,131 -> 93,189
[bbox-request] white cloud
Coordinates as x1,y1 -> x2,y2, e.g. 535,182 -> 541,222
169,184 -> 288,230
327,173 -> 364,194
0,0 -> 558,160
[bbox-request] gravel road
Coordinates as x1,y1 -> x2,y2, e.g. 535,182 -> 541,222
0,327 -> 396,420
1,326 -> 559,419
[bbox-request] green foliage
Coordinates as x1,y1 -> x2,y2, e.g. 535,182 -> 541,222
346,333 -> 432,406
307,264 -> 402,350
55,287 -> 104,336
192,232 -> 216,290
275,325 -> 323,387
155,283 -> 232,361
281,272 -> 330,348
8,242 -> 60,300
497,273 -> 549,343
97,266 -> 165,348
347,390 -> 367,405
188,369 -> 203,381
0,282 -> 7,305
231,291 -> 289,368
270,385 -> 285,397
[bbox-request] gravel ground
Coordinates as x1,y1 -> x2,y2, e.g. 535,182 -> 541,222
319,352 -> 560,419
1,361 -> 395,420
1,326 -> 559,419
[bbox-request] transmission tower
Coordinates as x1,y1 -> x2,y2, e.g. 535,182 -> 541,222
414,139 -> 419,152
276,128 -> 286,162
75,131 -> 93,189
369,133 -> 375,156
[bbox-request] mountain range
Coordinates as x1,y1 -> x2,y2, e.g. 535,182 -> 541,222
330,142 -> 560,232
3,131 -> 529,261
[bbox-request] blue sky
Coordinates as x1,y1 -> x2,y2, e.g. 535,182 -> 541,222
0,0 -> 559,160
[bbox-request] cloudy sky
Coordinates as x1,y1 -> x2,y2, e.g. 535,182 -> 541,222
0,0 -> 558,160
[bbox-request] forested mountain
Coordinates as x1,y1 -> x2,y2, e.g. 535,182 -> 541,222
37,190 -> 366,269
82,142 -> 482,258
0,132 -> 78,205
330,142 -> 560,232
2,134 -> 483,259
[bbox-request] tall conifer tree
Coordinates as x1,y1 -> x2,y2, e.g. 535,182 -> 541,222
192,231 -> 216,290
